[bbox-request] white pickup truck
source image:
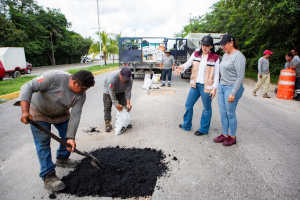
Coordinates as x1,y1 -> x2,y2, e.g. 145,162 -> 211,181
0,47 -> 32,81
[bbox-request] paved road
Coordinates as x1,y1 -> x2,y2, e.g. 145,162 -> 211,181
0,69 -> 299,200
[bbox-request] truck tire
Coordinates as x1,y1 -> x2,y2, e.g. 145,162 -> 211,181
131,74 -> 135,79
12,71 -> 21,79
181,73 -> 184,79
27,68 -> 31,74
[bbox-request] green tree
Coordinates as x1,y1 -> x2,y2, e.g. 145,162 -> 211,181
88,31 -> 118,66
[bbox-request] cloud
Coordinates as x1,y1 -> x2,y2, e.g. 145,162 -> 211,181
36,0 -> 219,41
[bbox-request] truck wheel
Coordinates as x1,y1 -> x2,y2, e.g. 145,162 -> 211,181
27,68 -> 31,74
131,74 -> 135,79
12,71 -> 21,79
181,73 -> 184,79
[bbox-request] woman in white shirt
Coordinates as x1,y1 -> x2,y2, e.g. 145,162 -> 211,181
174,35 -> 220,136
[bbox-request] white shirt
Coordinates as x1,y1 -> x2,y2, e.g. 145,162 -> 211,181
181,50 -> 220,89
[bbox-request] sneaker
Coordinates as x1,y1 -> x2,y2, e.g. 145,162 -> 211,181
161,84 -> 165,87
127,124 -> 132,128
213,134 -> 227,143
222,136 -> 236,146
105,120 -> 112,132
44,170 -> 65,192
194,130 -> 206,136
56,158 -> 78,168
262,94 -> 271,98
252,91 -> 256,96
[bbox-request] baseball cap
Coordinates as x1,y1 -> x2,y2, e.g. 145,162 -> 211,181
165,49 -> 171,53
215,34 -> 235,45
120,67 -> 131,81
201,36 -> 213,46
264,50 -> 273,55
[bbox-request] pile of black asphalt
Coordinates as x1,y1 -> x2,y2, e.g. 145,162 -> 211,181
60,146 -> 171,198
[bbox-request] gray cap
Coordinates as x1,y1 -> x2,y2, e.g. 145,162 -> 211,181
165,49 -> 171,53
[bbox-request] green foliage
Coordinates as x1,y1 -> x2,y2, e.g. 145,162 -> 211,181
0,0 -> 93,67
177,0 -> 300,81
88,31 -> 119,66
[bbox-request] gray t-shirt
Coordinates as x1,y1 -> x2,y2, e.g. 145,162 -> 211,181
162,55 -> 175,69
219,50 -> 246,96
258,57 -> 270,74
17,70 -> 86,139
291,57 -> 300,78
103,71 -> 133,107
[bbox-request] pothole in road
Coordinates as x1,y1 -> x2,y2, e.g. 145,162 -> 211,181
148,90 -> 176,95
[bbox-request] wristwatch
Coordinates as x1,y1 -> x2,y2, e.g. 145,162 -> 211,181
126,105 -> 131,109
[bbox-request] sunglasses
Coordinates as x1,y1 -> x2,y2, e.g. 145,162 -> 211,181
221,42 -> 229,47
77,81 -> 88,92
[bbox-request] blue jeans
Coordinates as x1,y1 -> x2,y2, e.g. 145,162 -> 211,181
218,84 -> 244,136
162,69 -> 172,85
181,83 -> 212,134
30,119 -> 71,180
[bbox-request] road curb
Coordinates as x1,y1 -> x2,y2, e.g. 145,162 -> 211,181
0,67 -> 119,101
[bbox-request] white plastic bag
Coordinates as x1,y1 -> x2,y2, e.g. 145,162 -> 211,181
142,78 -> 152,90
152,74 -> 161,84
115,109 -> 132,135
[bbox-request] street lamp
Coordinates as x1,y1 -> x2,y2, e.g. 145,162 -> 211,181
96,0 -> 102,67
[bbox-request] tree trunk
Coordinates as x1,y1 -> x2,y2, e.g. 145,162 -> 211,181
113,54 -> 115,64
104,52 -> 107,66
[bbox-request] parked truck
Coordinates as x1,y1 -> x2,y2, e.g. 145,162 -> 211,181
0,47 -> 32,81
119,37 -> 187,79
119,33 -> 224,79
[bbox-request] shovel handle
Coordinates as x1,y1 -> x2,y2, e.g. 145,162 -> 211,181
27,118 -> 72,149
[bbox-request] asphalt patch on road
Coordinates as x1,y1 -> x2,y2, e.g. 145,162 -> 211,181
84,127 -> 100,133
60,146 -> 170,198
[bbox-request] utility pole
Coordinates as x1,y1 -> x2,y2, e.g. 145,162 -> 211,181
96,0 -> 102,67
50,32 -> 55,65
133,28 -> 136,37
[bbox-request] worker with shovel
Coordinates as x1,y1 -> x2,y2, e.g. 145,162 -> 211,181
15,70 -> 95,192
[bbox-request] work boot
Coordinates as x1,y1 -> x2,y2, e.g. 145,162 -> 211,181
161,84 -> 165,87
127,124 -> 133,128
44,170 -> 65,192
56,158 -> 78,168
252,91 -> 256,96
262,94 -> 271,98
105,120 -> 112,132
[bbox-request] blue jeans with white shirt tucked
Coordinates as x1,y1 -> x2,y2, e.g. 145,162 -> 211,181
181,83 -> 212,134
218,84 -> 244,136
161,69 -> 172,85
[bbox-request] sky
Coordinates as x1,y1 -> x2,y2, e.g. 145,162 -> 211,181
36,0 -> 219,42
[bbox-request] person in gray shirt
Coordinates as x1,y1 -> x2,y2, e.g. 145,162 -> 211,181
160,49 -> 175,87
103,68 -> 133,132
16,70 -> 95,192
213,34 -> 246,146
252,50 -> 273,98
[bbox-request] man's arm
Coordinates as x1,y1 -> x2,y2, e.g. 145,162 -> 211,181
258,58 -> 262,78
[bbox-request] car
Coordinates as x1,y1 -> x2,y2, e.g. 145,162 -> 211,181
26,62 -> 33,74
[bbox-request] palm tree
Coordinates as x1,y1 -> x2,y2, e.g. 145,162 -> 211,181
88,31 -> 118,66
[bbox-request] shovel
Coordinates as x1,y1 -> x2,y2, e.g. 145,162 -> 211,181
27,119 -> 102,171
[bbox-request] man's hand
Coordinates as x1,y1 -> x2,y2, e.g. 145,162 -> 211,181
174,66 -> 183,76
21,112 -> 33,124
259,74 -> 262,78
228,94 -> 235,103
66,139 -> 76,152
116,104 -> 123,111
126,104 -> 132,112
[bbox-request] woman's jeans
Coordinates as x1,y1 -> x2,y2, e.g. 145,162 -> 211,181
181,83 -> 212,134
218,84 -> 244,136
30,119 -> 70,180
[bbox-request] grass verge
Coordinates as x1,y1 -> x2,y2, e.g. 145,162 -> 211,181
66,63 -> 119,74
0,63 -> 119,96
